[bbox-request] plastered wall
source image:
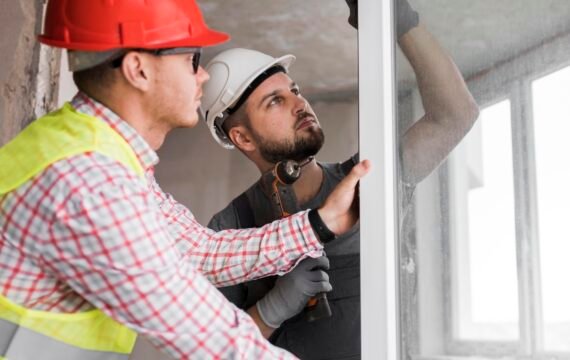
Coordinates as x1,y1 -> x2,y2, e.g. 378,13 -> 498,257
0,0 -> 59,145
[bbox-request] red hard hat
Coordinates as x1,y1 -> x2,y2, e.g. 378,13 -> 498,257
38,0 -> 229,51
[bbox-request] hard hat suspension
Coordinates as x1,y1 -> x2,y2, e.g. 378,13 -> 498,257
225,65 -> 287,116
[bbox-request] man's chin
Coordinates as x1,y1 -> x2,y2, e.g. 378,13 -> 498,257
178,114 -> 200,129
297,122 -> 322,133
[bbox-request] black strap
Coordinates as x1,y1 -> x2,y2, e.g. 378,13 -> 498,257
235,156 -> 356,227
232,192 -> 256,228
340,155 -> 358,175
308,209 -> 336,243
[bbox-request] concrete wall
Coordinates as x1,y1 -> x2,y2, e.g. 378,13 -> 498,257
0,0 -> 59,145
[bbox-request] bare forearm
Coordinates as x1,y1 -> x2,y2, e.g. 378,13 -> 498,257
399,24 -> 476,122
247,305 -> 276,338
399,25 -> 479,184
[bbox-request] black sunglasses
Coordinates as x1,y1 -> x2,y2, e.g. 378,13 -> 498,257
111,47 -> 202,74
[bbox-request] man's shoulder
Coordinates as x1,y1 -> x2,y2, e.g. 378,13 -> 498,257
207,182 -> 262,231
207,201 -> 240,231
47,152 -> 146,200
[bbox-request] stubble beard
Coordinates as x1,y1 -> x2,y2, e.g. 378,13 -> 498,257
254,126 -> 325,164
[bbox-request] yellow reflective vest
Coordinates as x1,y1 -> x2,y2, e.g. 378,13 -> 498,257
0,103 -> 139,359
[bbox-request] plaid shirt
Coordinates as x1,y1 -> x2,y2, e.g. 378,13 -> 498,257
0,93 -> 323,359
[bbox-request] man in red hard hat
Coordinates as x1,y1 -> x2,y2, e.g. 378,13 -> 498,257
0,1 -> 369,359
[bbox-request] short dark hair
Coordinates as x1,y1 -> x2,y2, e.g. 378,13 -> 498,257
72,62 -> 117,95
222,102 -> 250,137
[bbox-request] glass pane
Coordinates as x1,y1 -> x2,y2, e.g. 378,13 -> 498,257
533,65 -> 570,353
395,0 -> 570,358
455,100 -> 519,341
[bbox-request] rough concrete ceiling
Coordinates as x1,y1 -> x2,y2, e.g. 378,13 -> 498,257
199,0 -> 357,96
199,0 -> 570,95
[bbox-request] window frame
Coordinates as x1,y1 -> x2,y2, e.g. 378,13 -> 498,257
358,0 -> 401,359
444,96 -> 520,354
437,32 -> 570,360
359,3 -> 570,360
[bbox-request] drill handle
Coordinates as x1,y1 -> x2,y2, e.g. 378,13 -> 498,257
305,292 -> 332,322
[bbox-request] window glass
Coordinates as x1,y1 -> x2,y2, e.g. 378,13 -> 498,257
454,100 -> 519,341
396,0 -> 570,358
533,65 -> 570,352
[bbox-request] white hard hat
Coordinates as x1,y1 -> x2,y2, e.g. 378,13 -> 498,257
200,48 -> 295,149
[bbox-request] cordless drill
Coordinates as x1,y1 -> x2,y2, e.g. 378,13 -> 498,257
259,158 -> 332,322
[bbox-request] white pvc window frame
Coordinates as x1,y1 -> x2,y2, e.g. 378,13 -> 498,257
358,0 -> 400,359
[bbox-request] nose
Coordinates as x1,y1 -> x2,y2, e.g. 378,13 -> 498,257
293,96 -> 308,115
197,66 -> 210,84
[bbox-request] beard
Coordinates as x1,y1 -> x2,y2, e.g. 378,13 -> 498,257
253,126 -> 325,163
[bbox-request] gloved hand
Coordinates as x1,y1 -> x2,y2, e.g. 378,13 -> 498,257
256,256 -> 332,329
396,0 -> 419,39
344,0 -> 419,39
345,0 -> 358,29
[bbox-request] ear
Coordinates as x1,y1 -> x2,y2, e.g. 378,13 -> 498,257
120,51 -> 152,92
228,125 -> 256,153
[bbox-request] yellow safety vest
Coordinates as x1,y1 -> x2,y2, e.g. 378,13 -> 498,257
0,103 -> 140,359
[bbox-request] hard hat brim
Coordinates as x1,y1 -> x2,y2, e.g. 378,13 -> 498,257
38,28 -> 229,51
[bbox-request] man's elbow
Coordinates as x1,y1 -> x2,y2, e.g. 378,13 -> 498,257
450,97 -> 480,133
465,99 -> 480,126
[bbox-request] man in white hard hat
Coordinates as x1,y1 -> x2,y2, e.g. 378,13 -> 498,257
202,0 -> 479,358
0,0 -> 370,359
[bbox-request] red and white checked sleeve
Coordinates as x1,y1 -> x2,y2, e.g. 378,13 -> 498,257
146,171 -> 324,287
38,160 -> 306,359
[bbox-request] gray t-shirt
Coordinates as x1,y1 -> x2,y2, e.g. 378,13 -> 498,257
208,156 -> 360,256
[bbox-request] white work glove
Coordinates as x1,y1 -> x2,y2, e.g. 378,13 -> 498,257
256,256 -> 332,329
